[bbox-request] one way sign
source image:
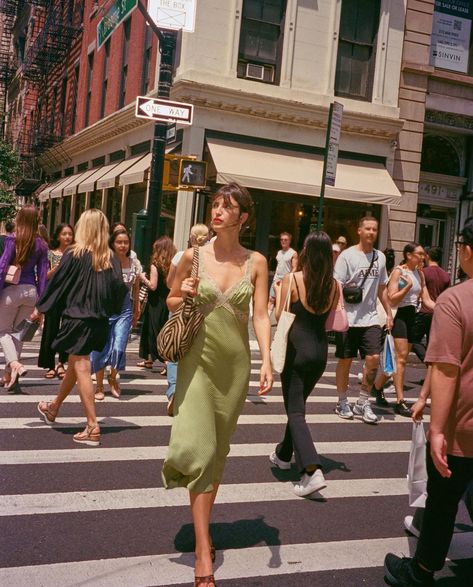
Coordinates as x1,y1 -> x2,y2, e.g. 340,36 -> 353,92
135,96 -> 194,125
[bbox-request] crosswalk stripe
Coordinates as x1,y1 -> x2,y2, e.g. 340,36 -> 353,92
0,534 -> 470,586
1,478 -> 410,516
0,440 -> 412,464
0,413 -> 424,429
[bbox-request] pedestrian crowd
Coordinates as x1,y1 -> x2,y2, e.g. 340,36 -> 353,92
0,184 -> 471,587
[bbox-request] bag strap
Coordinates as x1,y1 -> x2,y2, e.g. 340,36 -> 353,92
190,246 -> 199,279
359,250 -> 377,289
283,273 -> 294,312
293,273 -> 300,301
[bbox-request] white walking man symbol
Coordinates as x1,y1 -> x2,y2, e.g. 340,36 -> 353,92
182,164 -> 194,183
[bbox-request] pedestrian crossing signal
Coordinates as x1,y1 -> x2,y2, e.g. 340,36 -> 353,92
164,156 -> 207,190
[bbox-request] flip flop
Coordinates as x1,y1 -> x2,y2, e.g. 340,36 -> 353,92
56,364 -> 66,379
137,360 -> 153,369
45,369 -> 56,379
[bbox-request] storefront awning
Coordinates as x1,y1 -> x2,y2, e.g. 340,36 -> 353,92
77,162 -> 119,194
37,183 -> 52,202
96,155 -> 145,190
63,169 -> 98,196
50,175 -> 77,199
119,154 -> 151,186
206,138 -> 402,206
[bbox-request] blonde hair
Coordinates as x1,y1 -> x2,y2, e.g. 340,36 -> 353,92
189,223 -> 209,247
70,209 -> 112,271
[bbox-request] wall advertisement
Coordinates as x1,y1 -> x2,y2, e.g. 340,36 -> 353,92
430,1 -> 472,73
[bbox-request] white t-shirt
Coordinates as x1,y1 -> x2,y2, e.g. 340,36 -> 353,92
171,250 -> 184,267
334,247 -> 388,327
273,247 -> 296,282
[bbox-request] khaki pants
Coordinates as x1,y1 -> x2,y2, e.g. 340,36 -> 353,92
0,284 -> 37,366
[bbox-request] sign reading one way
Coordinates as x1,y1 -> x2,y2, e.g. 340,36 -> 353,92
135,96 -> 194,124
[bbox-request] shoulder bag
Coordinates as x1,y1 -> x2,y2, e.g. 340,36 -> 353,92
342,251 -> 377,304
270,273 -> 296,374
325,280 -> 349,332
5,265 -> 21,285
157,246 -> 204,362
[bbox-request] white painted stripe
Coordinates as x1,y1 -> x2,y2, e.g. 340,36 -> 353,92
0,535 -> 470,586
1,478 -> 409,516
0,413 -> 424,429
0,440 -> 411,465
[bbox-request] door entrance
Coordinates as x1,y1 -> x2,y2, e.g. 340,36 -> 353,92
416,217 -> 448,266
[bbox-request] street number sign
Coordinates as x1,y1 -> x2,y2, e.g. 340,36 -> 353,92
135,96 -> 194,124
97,0 -> 138,49
147,0 -> 197,33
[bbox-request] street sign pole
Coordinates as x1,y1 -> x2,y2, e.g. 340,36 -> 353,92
317,101 -> 343,231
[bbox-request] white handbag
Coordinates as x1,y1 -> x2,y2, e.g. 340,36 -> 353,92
271,273 -> 295,374
407,421 -> 428,508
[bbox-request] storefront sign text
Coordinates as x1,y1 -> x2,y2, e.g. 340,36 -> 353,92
430,0 -> 472,73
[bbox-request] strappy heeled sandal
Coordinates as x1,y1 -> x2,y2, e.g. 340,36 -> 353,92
94,384 -> 105,401
194,575 -> 216,587
73,425 -> 101,447
108,374 -> 121,398
37,401 -> 58,425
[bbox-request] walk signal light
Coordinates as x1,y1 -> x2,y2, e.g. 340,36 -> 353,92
163,156 -> 207,190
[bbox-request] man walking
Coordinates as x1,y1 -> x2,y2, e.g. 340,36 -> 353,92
334,217 -> 393,424
384,217 -> 473,586
268,232 -> 298,313
411,246 -> 450,362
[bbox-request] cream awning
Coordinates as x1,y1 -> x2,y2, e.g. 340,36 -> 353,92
96,155 -> 145,190
63,169 -> 97,196
77,162 -> 119,194
37,184 -> 52,202
50,175 -> 77,199
119,153 -> 151,186
206,137 -> 402,206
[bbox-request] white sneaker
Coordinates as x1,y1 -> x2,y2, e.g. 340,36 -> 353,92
335,399 -> 354,419
384,383 -> 396,395
294,470 -> 327,497
357,372 -> 363,383
403,515 -> 420,538
269,451 -> 291,470
353,400 -> 379,424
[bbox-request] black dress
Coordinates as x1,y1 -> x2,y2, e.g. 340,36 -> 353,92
37,250 -> 127,356
139,266 -> 170,362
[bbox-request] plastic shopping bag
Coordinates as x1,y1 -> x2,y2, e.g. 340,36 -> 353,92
381,333 -> 396,376
407,422 -> 428,508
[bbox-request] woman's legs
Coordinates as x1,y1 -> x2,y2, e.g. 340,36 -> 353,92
44,355 -> 79,416
74,355 -> 99,428
190,489 -> 217,583
393,337 -> 410,402
95,368 -> 105,400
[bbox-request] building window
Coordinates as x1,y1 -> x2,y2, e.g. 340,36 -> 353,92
110,149 -> 126,162
77,162 -> 88,172
130,140 -> 151,156
141,24 -> 153,95
59,74 -> 68,136
119,19 -> 131,109
84,52 -> 94,127
421,136 -> 460,176
100,40 -> 110,119
335,0 -> 381,101
92,155 -> 106,167
237,0 -> 287,84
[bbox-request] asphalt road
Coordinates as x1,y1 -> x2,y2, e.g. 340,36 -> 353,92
1,334 -> 471,586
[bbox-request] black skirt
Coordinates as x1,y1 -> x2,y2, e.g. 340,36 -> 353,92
52,317 -> 109,356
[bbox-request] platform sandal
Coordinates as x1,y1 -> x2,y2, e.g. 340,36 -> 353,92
194,576 -> 216,587
94,384 -> 105,401
73,425 -> 101,447
37,401 -> 58,425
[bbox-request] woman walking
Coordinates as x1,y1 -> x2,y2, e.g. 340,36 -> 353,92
137,236 -> 176,373
271,232 -> 338,497
387,242 -> 435,417
38,223 -> 74,379
162,183 -> 273,587
91,228 -> 141,400
0,205 -> 48,389
36,209 -> 126,446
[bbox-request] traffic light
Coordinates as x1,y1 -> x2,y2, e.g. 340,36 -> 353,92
163,156 -> 207,190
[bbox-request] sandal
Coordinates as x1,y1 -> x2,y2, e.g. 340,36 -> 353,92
56,364 -> 66,380
108,374 -> 121,398
37,401 -> 58,425
44,369 -> 56,379
137,360 -> 153,369
158,367 -> 167,376
95,384 -> 105,401
195,576 -> 216,587
73,425 -> 101,447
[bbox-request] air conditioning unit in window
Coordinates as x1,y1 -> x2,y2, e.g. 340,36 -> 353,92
244,62 -> 275,83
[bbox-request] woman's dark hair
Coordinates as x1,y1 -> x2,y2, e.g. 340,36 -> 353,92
426,246 -> 442,263
299,231 -> 334,313
50,223 -> 74,250
212,183 -> 254,223
402,242 -> 421,263
5,220 -> 15,233
109,228 -> 131,256
383,247 -> 396,274
15,205 -> 39,267
459,216 -> 473,246
110,222 -> 126,234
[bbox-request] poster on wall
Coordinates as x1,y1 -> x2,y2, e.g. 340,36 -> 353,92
430,1 -> 472,73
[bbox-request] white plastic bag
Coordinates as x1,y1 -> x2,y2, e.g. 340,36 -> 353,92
381,333 -> 396,376
407,421 -> 428,508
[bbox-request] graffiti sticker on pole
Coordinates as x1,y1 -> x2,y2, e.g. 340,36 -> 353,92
147,0 -> 197,32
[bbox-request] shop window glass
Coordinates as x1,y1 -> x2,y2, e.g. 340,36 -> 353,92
335,0 -> 381,101
421,136 -> 460,176
107,188 -> 122,224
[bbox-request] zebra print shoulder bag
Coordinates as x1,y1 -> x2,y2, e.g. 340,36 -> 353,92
157,246 -> 204,362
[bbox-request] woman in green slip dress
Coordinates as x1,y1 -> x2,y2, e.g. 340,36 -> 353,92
162,183 -> 273,587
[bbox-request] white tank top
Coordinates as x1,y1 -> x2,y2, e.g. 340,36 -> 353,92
398,267 -> 422,307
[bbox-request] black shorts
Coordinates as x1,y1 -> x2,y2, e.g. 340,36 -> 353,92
335,325 -> 383,359
391,305 -> 417,342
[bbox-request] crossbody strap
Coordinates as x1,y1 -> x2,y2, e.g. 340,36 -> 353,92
359,250 -> 377,289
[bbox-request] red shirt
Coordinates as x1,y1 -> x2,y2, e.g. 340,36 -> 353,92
420,265 -> 450,314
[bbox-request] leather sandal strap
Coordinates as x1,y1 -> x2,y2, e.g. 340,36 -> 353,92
195,575 -> 215,587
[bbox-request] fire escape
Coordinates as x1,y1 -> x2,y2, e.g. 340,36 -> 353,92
0,0 -> 21,140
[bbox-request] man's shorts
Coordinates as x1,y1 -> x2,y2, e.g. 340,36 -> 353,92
335,325 -> 383,359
